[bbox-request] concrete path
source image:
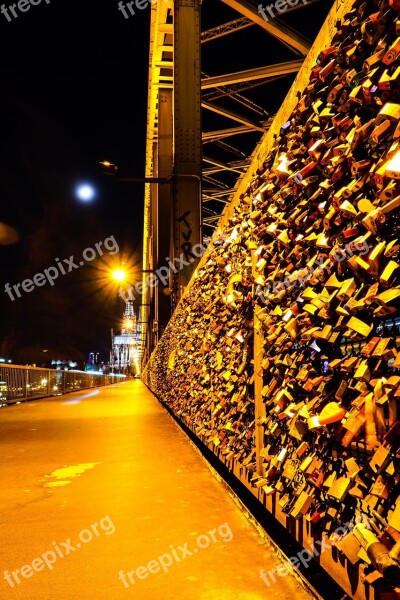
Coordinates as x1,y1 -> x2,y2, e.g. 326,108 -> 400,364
0,380 -> 312,600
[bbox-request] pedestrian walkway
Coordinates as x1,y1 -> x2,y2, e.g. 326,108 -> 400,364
0,380 -> 312,600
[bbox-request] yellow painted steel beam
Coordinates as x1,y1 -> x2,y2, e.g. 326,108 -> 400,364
201,17 -> 253,43
201,60 -> 304,89
173,0 -> 203,297
203,125 -> 261,141
143,0 -> 174,363
220,0 -> 311,55
203,157 -> 247,174
202,100 -> 266,131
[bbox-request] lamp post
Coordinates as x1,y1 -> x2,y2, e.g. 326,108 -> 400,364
100,160 -> 203,276
102,161 -> 202,367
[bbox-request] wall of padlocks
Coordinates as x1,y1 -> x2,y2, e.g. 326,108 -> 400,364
143,1 -> 400,598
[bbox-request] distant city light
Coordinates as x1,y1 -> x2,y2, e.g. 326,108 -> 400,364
75,183 -> 96,202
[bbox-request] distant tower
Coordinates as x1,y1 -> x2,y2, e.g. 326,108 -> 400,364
111,301 -> 141,374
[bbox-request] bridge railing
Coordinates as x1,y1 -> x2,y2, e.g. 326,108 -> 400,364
0,365 -> 127,406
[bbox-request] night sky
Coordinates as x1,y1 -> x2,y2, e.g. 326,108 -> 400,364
0,0 -> 330,365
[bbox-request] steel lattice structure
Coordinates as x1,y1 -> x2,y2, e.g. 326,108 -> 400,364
141,0 -> 328,363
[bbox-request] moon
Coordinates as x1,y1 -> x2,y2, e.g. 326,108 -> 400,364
75,184 -> 96,202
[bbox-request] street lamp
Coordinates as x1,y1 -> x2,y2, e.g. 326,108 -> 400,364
111,267 -> 154,283
100,161 -> 172,185
101,161 -> 202,366
112,269 -> 127,283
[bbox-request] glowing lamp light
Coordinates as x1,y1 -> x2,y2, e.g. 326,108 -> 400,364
76,184 -> 96,202
112,269 -> 127,282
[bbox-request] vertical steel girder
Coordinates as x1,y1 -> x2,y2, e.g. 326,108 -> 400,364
173,0 -> 203,300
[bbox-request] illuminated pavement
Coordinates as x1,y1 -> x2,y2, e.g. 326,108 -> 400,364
0,381 -> 312,600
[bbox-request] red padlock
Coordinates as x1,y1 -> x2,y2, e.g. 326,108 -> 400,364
310,510 -> 323,524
